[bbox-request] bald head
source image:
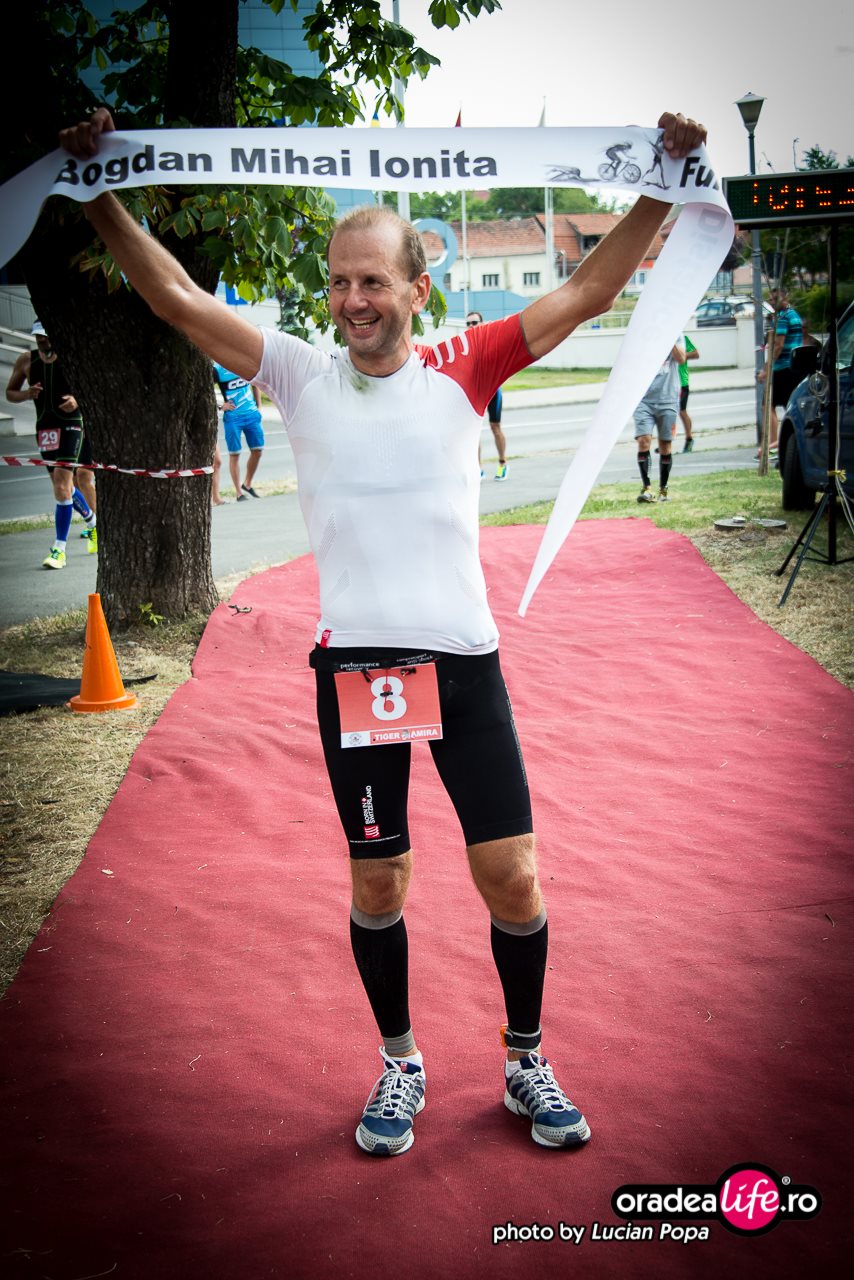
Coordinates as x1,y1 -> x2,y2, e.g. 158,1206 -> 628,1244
328,205 -> 427,283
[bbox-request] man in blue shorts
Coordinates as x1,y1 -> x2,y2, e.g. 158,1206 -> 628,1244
213,362 -> 265,499
633,341 -> 686,502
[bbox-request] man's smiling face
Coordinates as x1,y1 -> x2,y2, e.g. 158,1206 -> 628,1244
327,223 -> 430,377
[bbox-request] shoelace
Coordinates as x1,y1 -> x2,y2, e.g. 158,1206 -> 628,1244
365,1061 -> 423,1119
516,1054 -> 571,1113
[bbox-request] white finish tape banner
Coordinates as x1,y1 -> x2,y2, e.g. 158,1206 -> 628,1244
0,126 -> 733,613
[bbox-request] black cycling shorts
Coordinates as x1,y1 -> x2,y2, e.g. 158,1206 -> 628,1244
39,423 -> 84,466
771,366 -> 797,409
311,645 -> 532,858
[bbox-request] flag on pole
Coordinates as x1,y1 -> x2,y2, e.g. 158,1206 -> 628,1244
456,109 -> 467,313
372,105 -> 381,199
539,100 -> 554,291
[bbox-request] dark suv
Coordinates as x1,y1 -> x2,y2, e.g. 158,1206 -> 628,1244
778,302 -> 854,509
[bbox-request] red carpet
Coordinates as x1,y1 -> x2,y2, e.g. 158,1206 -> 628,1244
2,519 -> 852,1279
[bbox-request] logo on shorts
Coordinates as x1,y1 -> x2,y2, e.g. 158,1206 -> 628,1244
361,786 -> 380,839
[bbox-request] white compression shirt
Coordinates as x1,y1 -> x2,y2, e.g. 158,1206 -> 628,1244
254,314 -> 533,654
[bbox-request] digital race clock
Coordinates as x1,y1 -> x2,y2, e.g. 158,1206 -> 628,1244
723,169 -> 854,227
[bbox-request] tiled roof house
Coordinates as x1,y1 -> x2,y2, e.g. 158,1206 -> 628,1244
421,213 -> 666,300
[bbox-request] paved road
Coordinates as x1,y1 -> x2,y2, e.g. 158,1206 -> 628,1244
0,385 -> 757,523
0,373 -> 763,630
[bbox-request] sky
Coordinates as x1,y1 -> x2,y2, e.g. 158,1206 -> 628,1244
386,0 -> 853,182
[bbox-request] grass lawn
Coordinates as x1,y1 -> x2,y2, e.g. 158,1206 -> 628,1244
502,365 -> 741,392
484,469 -> 786,535
503,367 -> 611,390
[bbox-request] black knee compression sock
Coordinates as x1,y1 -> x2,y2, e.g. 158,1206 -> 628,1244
637,450 -> 651,488
660,453 -> 673,490
349,907 -> 412,1045
490,912 -> 548,1047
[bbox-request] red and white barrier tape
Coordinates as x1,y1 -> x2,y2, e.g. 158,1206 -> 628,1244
1,456 -> 212,477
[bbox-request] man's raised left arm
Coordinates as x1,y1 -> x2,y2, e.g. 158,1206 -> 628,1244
520,113 -> 707,359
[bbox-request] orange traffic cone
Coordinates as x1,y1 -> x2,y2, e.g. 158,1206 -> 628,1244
68,593 -> 138,713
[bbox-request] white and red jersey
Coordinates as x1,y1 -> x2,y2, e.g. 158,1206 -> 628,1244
254,314 -> 533,653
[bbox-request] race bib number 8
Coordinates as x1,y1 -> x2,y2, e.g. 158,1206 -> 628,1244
334,664 -> 443,748
370,674 -> 407,721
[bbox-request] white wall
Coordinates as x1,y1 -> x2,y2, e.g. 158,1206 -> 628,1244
448,251 -> 546,298
531,323 -> 738,371
232,306 -> 756,370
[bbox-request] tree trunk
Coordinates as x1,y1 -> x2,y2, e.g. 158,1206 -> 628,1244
22,206 -> 220,628
17,0 -> 238,629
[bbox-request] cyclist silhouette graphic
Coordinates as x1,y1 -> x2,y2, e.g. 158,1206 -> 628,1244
598,142 -> 641,184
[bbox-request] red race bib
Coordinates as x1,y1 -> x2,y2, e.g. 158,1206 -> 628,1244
37,427 -> 61,452
334,663 -> 443,748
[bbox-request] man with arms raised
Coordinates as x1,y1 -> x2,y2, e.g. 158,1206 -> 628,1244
60,108 -> 706,1157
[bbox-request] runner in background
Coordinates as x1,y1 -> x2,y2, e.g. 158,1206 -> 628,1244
5,322 -> 97,569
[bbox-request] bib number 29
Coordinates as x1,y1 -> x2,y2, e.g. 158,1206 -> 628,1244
37,428 -> 60,451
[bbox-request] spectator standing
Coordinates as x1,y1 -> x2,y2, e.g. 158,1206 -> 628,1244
466,311 -> 509,480
213,362 -> 265,500
633,341 -> 686,502
679,334 -> 699,451
757,289 -> 803,461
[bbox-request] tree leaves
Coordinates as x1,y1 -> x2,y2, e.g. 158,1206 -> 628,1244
264,215 -> 293,259
292,251 -> 328,293
428,0 -> 502,29
30,0 -> 502,336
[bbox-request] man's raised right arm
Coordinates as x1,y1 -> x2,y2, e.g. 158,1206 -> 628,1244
59,109 -> 263,380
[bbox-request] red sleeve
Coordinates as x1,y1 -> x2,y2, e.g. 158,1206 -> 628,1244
415,314 -> 533,416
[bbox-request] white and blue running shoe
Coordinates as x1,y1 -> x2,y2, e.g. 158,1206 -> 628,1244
504,1052 -> 591,1148
356,1049 -> 426,1156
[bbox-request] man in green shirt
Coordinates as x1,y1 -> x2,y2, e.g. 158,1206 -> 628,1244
678,334 -> 699,452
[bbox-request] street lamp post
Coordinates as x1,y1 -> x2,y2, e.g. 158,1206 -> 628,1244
735,93 -> 767,446
392,0 -> 410,222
